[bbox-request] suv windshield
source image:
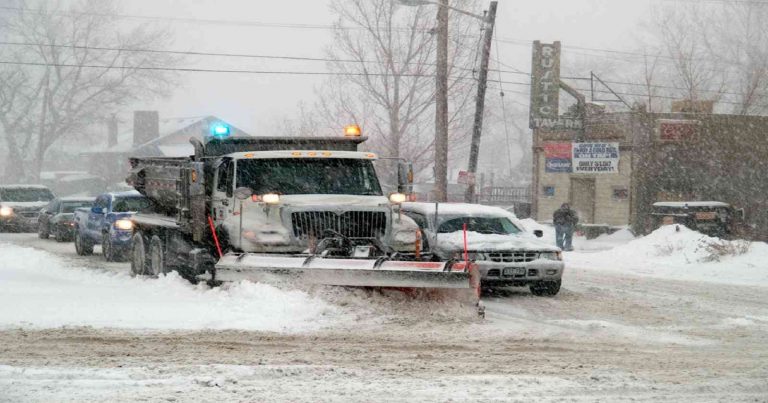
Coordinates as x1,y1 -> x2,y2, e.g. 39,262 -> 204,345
237,158 -> 383,196
61,201 -> 93,213
438,216 -> 522,235
0,188 -> 54,202
112,197 -> 152,213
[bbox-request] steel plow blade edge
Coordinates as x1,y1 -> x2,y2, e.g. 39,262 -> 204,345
214,253 -> 472,289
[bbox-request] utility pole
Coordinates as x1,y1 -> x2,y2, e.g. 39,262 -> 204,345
434,0 -> 449,202
464,1 -> 498,203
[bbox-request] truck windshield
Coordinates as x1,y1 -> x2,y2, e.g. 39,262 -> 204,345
437,216 -> 522,235
0,188 -> 54,202
237,158 -> 383,196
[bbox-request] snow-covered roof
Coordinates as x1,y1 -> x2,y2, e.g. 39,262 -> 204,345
59,196 -> 96,202
81,116 -> 250,157
0,184 -> 51,189
653,201 -> 731,208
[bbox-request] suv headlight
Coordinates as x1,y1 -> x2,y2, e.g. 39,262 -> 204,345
114,219 -> 133,230
0,206 -> 13,217
539,251 -> 562,261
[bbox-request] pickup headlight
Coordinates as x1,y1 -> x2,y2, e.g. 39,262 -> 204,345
539,251 -> 563,261
114,219 -> 133,230
0,206 -> 13,217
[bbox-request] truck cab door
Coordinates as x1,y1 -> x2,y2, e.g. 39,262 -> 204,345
211,158 -> 234,229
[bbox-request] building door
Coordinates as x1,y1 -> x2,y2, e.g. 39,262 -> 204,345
570,177 -> 595,223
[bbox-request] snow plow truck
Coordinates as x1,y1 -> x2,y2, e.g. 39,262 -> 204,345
125,124 -> 479,299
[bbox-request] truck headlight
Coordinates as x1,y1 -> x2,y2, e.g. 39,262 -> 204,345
389,193 -> 407,204
262,193 -> 280,204
0,206 -> 12,217
114,219 -> 133,230
540,251 -> 562,261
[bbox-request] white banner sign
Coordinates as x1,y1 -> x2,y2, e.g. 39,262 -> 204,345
572,142 -> 620,174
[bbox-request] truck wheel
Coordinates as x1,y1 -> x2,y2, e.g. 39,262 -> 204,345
103,233 -> 117,262
149,235 -> 168,277
38,223 -> 49,239
530,280 -> 561,297
75,230 -> 94,256
131,232 -> 149,276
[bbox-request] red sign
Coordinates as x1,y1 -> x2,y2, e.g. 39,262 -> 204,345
659,120 -> 697,141
544,142 -> 571,158
457,171 -> 476,185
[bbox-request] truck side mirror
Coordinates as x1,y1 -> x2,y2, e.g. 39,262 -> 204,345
397,161 -> 414,194
234,187 -> 253,200
736,208 -> 745,221
533,229 -> 544,238
91,206 -> 103,214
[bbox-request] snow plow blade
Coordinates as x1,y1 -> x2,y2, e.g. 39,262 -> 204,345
212,253 -> 473,289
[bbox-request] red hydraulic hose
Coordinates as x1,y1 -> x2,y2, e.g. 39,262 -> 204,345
207,215 -> 223,258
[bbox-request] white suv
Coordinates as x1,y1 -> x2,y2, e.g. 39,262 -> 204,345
401,202 -> 564,296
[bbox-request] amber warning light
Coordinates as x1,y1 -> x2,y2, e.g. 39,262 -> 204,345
344,124 -> 362,137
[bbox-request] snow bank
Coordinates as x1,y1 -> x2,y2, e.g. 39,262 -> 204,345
567,225 -> 768,287
0,243 -> 347,332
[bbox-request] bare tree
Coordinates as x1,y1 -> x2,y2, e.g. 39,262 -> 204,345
0,0 -> 178,182
316,0 -> 482,178
634,2 -> 768,114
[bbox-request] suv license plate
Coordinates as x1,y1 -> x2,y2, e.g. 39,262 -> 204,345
503,267 -> 525,276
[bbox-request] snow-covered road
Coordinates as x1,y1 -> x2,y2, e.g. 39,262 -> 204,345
1,230 -> 767,402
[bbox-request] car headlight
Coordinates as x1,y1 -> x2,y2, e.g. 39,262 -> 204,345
540,251 -> 562,261
114,219 -> 133,230
0,206 -> 13,217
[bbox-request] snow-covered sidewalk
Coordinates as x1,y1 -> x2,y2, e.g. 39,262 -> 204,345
563,225 -> 768,287
0,242 -> 348,332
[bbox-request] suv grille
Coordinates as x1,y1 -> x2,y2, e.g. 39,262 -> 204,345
291,211 -> 387,239
485,252 -> 538,263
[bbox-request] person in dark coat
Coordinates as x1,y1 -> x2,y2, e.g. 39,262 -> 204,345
553,203 -> 578,251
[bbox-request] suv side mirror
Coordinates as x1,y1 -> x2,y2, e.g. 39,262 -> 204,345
91,206 -> 103,214
533,229 -> 544,238
234,187 -> 253,200
397,160 -> 414,194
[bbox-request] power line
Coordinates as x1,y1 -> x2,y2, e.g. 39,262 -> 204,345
0,60 -> 439,78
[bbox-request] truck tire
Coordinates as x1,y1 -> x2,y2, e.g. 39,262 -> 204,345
149,235 -> 170,277
131,232 -> 149,276
103,233 -> 119,262
38,222 -> 49,239
530,280 -> 561,297
75,229 -> 94,256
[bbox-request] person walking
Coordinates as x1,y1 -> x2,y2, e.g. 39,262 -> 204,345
553,203 -> 578,251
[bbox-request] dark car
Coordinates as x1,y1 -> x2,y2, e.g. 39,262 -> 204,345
38,197 -> 95,241
649,201 -> 745,238
0,185 -> 56,232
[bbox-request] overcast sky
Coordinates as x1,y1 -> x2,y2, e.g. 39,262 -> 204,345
121,0 -> 668,134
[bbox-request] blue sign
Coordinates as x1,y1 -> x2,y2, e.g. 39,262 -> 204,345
545,158 -> 572,173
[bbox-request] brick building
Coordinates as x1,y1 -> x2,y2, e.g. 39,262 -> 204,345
531,106 -> 768,240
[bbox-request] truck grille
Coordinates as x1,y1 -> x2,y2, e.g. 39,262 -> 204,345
485,252 -> 538,263
291,211 -> 387,239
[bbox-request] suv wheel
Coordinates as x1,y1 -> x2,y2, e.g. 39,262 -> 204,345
530,280 -> 561,297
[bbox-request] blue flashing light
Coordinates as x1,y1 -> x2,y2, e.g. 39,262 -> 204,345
210,123 -> 231,138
